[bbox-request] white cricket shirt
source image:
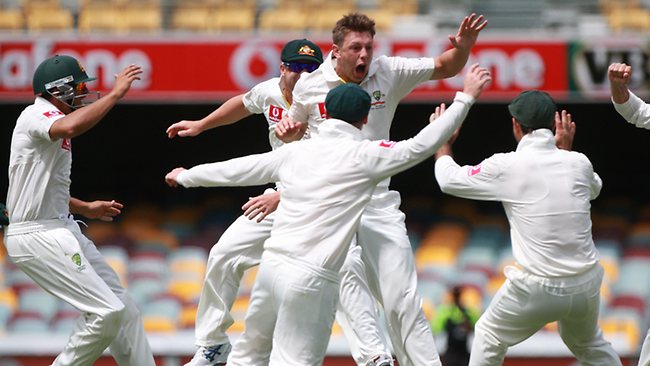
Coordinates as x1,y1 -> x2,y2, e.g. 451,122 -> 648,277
177,92 -> 474,274
289,52 -> 435,192
242,77 -> 290,151
7,97 -> 71,223
612,90 -> 650,129
435,129 -> 603,277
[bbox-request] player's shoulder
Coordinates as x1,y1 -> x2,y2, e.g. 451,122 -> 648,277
251,77 -> 281,94
295,68 -> 324,89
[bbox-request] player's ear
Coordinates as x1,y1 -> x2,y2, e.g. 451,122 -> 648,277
332,43 -> 341,59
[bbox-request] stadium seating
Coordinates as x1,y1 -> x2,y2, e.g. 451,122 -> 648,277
1,189 -> 650,353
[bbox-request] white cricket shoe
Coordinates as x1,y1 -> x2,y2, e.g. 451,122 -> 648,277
364,353 -> 394,366
184,343 -> 232,366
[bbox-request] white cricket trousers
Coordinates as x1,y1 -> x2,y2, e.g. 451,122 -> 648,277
195,208 -> 389,365
228,251 -> 339,366
340,190 -> 440,366
637,331 -> 650,366
4,217 -> 155,366
469,264 -> 622,366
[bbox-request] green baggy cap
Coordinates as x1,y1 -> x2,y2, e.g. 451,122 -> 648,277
508,90 -> 556,129
325,83 -> 371,123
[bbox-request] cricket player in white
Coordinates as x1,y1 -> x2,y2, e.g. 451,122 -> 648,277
277,12 -> 487,366
167,39 -> 395,366
4,55 -> 154,366
434,90 -> 623,366
609,62 -> 650,366
165,65 -> 491,366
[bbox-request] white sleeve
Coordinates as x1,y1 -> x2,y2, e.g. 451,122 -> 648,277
288,78 -> 310,124
380,56 -> 435,101
360,91 -> 474,180
242,84 -> 264,114
176,149 -> 285,188
613,90 -> 650,129
434,154 -> 505,202
29,105 -> 65,141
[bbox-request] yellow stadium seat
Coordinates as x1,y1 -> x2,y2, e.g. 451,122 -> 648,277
311,7 -> 356,32
211,7 -> 256,32
25,6 -> 73,31
258,7 -> 311,32
179,304 -> 198,329
168,279 -> 203,303
0,288 -> 18,311
0,8 -> 24,32
143,315 -> 176,333
170,6 -> 212,32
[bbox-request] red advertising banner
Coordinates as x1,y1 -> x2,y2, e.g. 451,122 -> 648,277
0,37 -> 567,103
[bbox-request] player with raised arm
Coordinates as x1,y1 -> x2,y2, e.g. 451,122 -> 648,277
277,12 -> 487,366
4,55 -> 154,366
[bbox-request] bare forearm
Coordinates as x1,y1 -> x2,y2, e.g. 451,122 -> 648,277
69,197 -> 89,216
200,94 -> 251,131
611,83 -> 630,104
435,144 -> 453,160
431,47 -> 471,80
52,93 -> 120,139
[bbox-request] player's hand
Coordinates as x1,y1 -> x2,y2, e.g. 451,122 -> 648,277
110,64 -> 143,100
608,62 -> 632,87
165,167 -> 186,187
554,110 -> 575,151
167,120 -> 203,138
448,13 -> 487,51
242,190 -> 280,223
429,103 -> 447,123
85,200 -> 123,222
462,63 -> 491,99
275,115 -> 307,143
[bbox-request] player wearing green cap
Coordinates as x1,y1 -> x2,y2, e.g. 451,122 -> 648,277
167,39 -> 326,366
433,90 -> 622,366
4,55 -> 154,365
165,64 -> 490,366
279,11 -> 487,366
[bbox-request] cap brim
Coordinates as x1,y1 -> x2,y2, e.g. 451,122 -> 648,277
284,56 -> 321,63
79,76 -> 97,84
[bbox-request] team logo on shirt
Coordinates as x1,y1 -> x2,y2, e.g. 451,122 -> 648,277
61,138 -> 71,151
468,164 -> 482,176
43,110 -> 64,118
318,102 -> 327,119
379,140 -> 396,148
370,90 -> 386,110
71,253 -> 86,271
268,104 -> 284,123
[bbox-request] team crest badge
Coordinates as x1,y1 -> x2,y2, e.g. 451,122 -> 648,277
71,253 -> 86,271
298,45 -> 315,57
370,90 -> 386,109
72,253 -> 82,266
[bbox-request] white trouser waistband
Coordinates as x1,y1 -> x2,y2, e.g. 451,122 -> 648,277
264,250 -> 340,284
505,262 -> 603,296
5,214 -> 75,236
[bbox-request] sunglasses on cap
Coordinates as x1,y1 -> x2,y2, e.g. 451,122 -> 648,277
283,62 -> 319,73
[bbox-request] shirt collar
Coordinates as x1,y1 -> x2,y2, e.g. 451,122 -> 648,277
516,129 -> 556,151
317,118 -> 364,141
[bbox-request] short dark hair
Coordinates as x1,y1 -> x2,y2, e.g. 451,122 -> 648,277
332,12 -> 376,46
